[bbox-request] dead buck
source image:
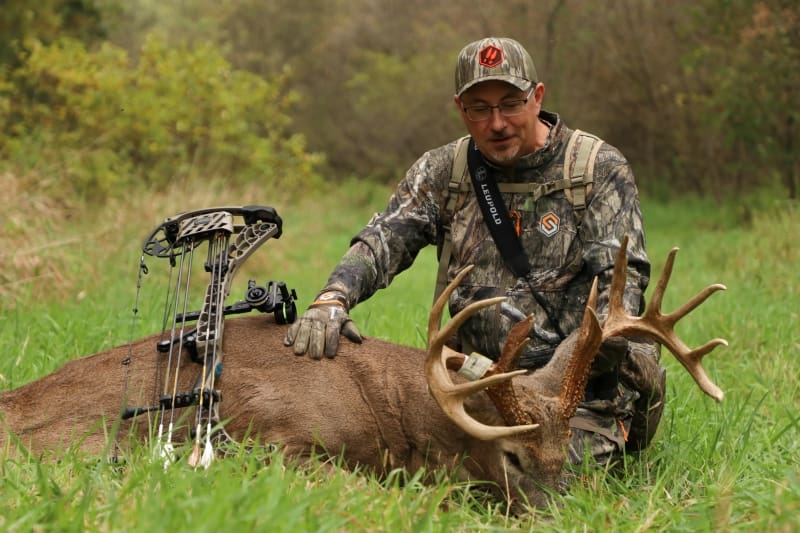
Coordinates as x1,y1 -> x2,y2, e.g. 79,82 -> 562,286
0,240 -> 726,510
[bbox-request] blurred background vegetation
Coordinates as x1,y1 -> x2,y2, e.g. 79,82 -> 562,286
0,0 -> 797,202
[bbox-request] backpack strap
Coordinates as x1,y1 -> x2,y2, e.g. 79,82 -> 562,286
562,129 -> 603,213
491,130 -> 602,206
434,135 -> 470,303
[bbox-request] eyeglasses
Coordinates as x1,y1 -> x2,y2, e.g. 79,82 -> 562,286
460,87 -> 535,122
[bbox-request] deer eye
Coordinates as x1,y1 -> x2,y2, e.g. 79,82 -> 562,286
504,451 -> 523,470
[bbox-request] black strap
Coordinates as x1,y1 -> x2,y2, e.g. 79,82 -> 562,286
467,139 -> 566,341
467,139 -> 530,277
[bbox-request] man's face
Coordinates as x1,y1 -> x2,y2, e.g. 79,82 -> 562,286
454,80 -> 544,167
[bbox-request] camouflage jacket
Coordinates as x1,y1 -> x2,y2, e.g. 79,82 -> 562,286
324,110 -> 651,369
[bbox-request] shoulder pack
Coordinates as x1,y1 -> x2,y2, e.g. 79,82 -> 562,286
434,129 -> 603,302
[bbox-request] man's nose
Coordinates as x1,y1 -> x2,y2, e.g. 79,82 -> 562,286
487,107 -> 508,129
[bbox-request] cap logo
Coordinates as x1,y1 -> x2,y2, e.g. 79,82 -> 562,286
478,45 -> 503,68
538,212 -> 560,237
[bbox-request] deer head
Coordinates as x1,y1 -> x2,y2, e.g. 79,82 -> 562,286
425,237 -> 727,509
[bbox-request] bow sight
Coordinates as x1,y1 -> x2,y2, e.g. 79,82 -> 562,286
121,205 -> 298,470
152,280 -> 297,366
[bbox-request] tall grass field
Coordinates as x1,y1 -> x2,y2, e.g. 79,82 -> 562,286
1,176 -> 798,531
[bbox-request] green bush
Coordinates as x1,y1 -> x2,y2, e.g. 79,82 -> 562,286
0,35 -> 323,199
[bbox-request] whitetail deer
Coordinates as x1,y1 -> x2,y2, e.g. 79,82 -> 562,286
0,239 -> 726,510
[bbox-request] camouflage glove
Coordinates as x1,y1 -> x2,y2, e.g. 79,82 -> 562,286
591,336 -> 629,377
283,290 -> 362,359
584,336 -> 629,401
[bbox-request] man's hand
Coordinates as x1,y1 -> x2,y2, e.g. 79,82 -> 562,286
591,336 -> 629,376
585,336 -> 630,401
283,290 -> 362,359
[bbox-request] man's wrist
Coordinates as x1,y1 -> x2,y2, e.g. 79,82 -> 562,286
310,290 -> 349,310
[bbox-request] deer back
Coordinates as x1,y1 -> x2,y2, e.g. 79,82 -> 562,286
0,317 -> 504,478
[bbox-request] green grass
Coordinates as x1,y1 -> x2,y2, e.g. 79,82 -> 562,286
0,442 -> 500,532
1,180 -> 798,531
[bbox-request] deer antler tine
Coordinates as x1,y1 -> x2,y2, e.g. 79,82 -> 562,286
429,264 -> 473,336
442,364 -> 530,398
607,237 -> 630,320
495,314 -> 535,373
559,294 -> 604,417
427,266 -> 539,440
427,356 -> 534,440
431,297 -> 507,352
647,246 -> 679,314
434,386 -> 539,440
694,338 -> 729,358
681,337 -> 728,401
586,274 -> 599,312
667,284 -> 727,325
680,341 -> 728,402
484,315 -> 537,427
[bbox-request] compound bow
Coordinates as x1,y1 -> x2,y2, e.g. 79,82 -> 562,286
121,205 -> 297,468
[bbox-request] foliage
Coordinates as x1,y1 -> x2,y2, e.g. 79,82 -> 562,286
114,0 -> 797,198
207,0 -> 469,182
3,1 -> 798,199
682,0 -> 800,199
0,0 -> 108,67
0,35 -> 323,200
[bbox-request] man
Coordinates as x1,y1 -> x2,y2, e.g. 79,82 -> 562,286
285,37 -> 666,464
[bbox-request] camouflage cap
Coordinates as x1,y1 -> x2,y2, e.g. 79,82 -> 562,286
455,37 -> 538,97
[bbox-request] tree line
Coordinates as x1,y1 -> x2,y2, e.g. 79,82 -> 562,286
1,0 -> 797,200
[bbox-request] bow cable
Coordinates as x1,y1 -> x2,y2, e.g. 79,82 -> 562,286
114,254 -> 149,463
160,240 -> 194,467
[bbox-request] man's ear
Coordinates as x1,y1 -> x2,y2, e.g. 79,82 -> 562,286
533,83 -> 546,104
453,95 -> 469,125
